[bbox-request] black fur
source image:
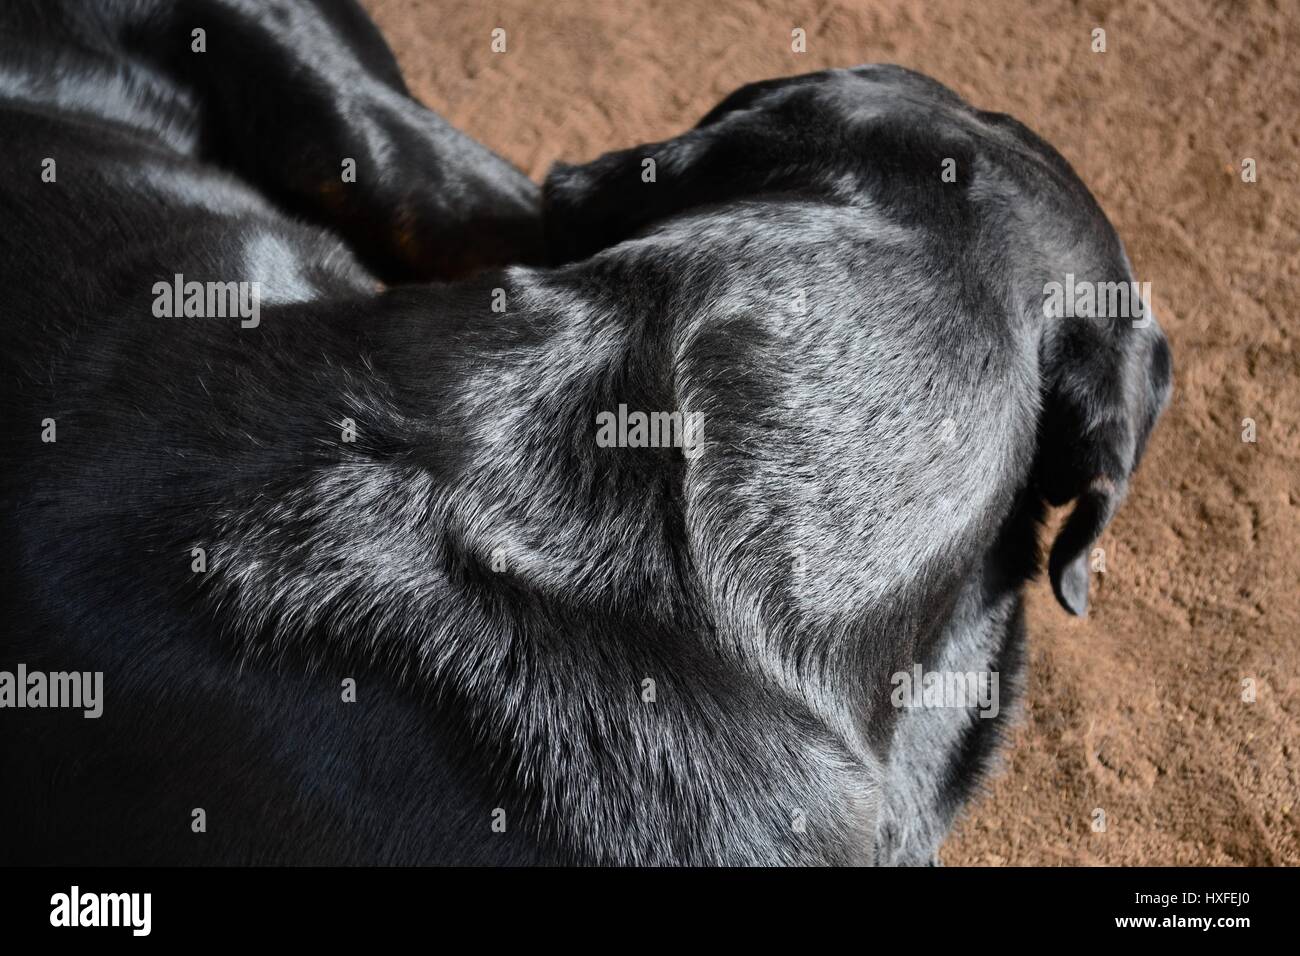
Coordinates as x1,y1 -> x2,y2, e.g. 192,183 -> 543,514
0,4 -> 1170,865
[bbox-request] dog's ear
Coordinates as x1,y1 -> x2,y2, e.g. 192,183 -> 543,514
543,121 -> 786,265
1035,296 -> 1173,616
543,77 -> 830,264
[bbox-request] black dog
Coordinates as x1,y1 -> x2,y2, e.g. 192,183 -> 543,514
0,1 -> 1170,865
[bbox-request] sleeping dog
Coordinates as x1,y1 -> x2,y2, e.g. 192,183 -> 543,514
0,0 -> 1171,865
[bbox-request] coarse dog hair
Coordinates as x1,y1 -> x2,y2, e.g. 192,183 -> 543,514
0,2 -> 1170,865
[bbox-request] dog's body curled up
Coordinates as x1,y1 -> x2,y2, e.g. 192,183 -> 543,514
0,0 -> 1170,865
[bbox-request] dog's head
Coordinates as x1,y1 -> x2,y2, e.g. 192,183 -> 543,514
544,65 -> 1171,618
544,65 -> 980,262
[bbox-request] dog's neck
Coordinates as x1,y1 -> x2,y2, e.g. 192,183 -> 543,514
200,265 -> 879,861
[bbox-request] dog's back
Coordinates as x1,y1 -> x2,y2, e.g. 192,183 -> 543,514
0,1 -> 557,866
